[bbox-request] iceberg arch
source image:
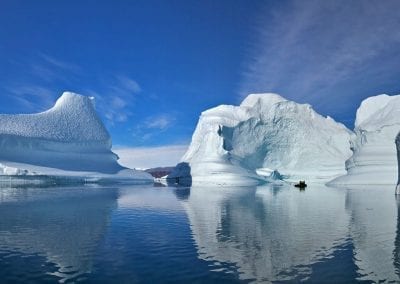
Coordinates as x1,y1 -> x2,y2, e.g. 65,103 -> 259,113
169,93 -> 352,186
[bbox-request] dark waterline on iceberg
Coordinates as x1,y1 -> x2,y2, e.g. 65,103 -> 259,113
0,182 -> 398,283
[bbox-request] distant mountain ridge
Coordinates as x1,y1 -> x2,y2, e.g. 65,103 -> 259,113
145,167 -> 175,178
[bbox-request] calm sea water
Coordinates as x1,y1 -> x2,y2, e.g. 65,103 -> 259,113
0,182 -> 399,283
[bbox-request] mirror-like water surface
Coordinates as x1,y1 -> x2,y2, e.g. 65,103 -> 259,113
0,183 -> 398,283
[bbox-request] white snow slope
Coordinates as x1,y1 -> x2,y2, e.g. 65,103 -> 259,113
0,92 -> 152,184
330,94 -> 400,186
168,93 -> 352,186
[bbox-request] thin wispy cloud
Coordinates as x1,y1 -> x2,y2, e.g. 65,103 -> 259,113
12,52 -> 141,124
90,75 -> 142,124
240,0 -> 400,106
131,113 -> 177,143
116,75 -> 142,94
4,85 -> 56,112
39,53 -> 81,73
29,53 -> 81,82
144,114 -> 176,130
2,53 -> 82,112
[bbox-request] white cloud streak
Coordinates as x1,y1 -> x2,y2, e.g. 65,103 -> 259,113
39,53 -> 81,73
144,114 -> 176,130
4,85 -> 56,112
130,113 -> 177,143
28,53 -> 81,82
90,75 -> 141,124
3,53 -> 82,112
240,0 -> 400,104
116,75 -> 142,93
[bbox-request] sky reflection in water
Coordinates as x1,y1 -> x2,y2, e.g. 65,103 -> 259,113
0,183 -> 398,283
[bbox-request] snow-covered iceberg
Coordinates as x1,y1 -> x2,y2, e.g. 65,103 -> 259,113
0,92 -> 152,184
330,94 -> 400,186
168,93 -> 352,186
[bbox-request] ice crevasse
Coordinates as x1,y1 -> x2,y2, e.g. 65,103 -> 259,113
0,92 -> 152,184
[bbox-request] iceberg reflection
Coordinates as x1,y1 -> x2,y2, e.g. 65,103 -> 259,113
182,184 -> 349,281
0,186 -> 118,282
183,184 -> 400,282
344,186 -> 398,282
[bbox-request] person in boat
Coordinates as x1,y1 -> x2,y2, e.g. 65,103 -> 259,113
294,180 -> 307,188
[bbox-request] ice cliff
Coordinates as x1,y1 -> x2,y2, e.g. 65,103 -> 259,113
168,93 -> 352,186
330,94 -> 400,186
0,92 -> 152,184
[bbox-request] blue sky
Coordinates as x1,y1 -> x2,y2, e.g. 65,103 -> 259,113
1,0 -> 400,166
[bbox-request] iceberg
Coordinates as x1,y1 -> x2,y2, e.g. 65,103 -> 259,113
0,92 -> 152,184
168,93 -> 352,186
330,94 -> 400,186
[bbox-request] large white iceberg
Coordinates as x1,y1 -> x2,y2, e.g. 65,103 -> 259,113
330,94 -> 400,186
168,93 -> 352,186
0,92 -> 152,184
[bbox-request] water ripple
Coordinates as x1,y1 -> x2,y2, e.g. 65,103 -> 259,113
0,184 -> 399,282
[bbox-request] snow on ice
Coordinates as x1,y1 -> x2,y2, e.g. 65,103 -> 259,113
0,92 -> 152,184
168,93 -> 353,186
330,94 -> 400,186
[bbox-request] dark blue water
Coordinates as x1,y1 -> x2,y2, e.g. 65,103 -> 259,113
0,183 -> 399,283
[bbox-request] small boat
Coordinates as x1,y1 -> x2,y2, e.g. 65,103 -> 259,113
294,180 -> 307,188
